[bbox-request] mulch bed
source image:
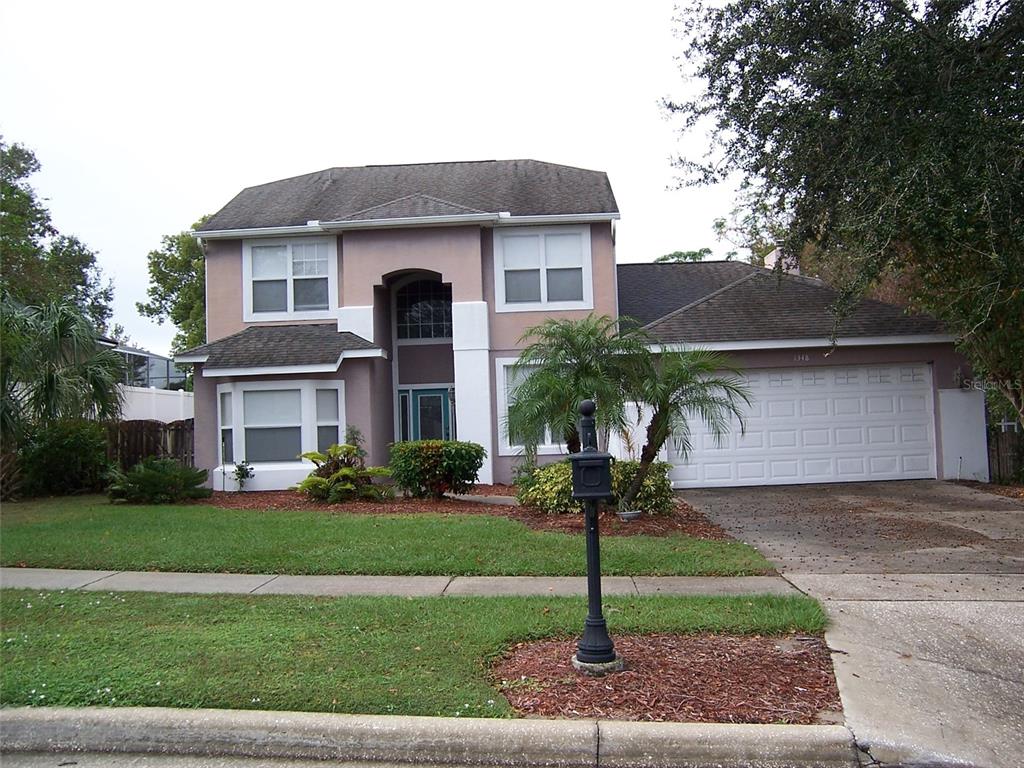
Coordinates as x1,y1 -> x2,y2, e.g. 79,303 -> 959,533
203,491 -> 732,540
468,483 -> 517,496
957,480 -> 1024,502
492,634 -> 841,724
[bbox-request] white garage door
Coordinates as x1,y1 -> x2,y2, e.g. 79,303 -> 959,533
669,363 -> 937,488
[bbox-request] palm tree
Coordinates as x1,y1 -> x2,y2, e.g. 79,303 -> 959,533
618,349 -> 750,509
506,315 -> 649,454
1,297 -> 124,449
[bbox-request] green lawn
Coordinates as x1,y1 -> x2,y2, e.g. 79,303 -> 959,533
0,496 -> 772,576
0,589 -> 825,716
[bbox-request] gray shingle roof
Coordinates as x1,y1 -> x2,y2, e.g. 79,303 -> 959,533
198,160 -> 618,232
178,324 -> 377,369
639,267 -> 944,343
617,261 -> 759,327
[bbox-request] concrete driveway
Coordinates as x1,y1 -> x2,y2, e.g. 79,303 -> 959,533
684,480 -> 1024,767
684,479 -> 1024,574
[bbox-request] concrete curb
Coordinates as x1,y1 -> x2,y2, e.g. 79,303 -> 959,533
0,707 -> 859,768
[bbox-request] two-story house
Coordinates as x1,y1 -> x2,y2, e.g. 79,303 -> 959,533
178,160 -> 619,490
179,159 -> 989,491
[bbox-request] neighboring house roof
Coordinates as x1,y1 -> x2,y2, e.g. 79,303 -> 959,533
617,261 -> 759,326
177,324 -> 378,369
617,262 -> 945,343
198,160 -> 618,232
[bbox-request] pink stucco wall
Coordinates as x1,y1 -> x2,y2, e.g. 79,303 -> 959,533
342,227 -> 484,305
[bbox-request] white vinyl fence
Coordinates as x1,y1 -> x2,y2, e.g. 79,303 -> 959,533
120,385 -> 194,423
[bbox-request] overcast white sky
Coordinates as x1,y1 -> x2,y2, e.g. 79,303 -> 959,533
1,0 -> 739,355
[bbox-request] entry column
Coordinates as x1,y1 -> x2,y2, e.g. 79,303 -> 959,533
452,301 -> 493,483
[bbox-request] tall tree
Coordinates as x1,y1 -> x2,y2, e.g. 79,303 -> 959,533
0,138 -> 114,330
667,0 -> 1024,426
136,217 -> 209,352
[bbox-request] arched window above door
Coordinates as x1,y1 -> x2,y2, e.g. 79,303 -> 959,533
396,279 -> 452,340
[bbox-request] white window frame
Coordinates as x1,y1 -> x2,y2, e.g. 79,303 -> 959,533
492,225 -> 593,313
315,387 -> 342,452
494,357 -> 565,456
241,237 -> 339,322
216,379 -> 345,466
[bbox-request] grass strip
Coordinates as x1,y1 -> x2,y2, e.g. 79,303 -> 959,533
0,497 -> 771,576
0,589 -> 825,717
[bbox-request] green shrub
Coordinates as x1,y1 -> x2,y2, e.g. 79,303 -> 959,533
292,443 -> 391,503
20,419 -> 111,497
107,458 -> 212,504
612,460 -> 675,515
389,440 -> 486,498
515,460 -> 581,514
516,459 -> 676,515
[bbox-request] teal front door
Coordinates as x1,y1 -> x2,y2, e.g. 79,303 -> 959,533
398,388 -> 452,441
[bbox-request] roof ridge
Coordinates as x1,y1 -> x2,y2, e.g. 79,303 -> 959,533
643,271 -> 762,330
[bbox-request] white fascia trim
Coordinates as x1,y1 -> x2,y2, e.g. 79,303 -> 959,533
650,334 -> 955,352
495,212 -> 620,225
174,355 -> 209,364
202,349 -> 385,377
194,212 -> 619,239
195,224 -> 327,240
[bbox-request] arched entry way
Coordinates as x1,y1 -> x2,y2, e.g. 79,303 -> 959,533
390,273 -> 456,441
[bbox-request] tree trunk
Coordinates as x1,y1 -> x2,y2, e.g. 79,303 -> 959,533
565,427 -> 581,454
618,411 -> 666,511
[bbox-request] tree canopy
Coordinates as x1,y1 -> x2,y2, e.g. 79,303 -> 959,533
0,138 -> 114,331
136,217 -> 209,353
668,0 -> 1024,425
655,248 -> 712,263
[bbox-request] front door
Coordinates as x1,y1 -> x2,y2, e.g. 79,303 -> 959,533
398,388 -> 452,441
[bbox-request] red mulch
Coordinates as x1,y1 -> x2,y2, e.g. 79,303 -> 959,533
957,480 -> 1024,502
202,491 -> 732,540
492,634 -> 841,724
468,483 -> 517,496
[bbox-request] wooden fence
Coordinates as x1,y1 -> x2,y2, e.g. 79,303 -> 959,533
107,419 -> 194,470
988,429 -> 1023,484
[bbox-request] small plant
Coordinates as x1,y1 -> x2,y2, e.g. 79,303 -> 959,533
516,459 -> 675,515
232,460 -> 255,491
292,443 -> 391,503
388,440 -> 486,499
107,458 -> 212,504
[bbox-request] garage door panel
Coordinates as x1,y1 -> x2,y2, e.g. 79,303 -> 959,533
669,364 -> 936,487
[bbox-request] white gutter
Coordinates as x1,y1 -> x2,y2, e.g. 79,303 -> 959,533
174,354 -> 209,364
496,212 -> 620,225
193,212 -> 619,239
649,334 -> 955,353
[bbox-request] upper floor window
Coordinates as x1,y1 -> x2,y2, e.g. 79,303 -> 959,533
493,225 -> 593,313
396,279 -> 452,340
242,238 -> 338,322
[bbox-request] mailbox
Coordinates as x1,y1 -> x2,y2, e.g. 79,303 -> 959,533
570,450 -> 613,500
570,399 -> 613,500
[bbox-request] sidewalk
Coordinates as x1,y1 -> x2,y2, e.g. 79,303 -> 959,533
0,567 -> 797,597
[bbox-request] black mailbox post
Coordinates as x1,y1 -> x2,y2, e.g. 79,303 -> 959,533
569,400 -> 621,671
